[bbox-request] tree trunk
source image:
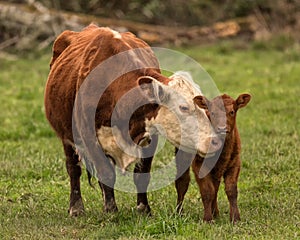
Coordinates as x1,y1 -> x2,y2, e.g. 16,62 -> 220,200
0,1 -> 263,51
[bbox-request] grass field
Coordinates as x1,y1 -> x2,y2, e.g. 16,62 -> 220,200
0,38 -> 299,239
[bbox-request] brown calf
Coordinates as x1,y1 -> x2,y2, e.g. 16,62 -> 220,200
175,93 -> 251,223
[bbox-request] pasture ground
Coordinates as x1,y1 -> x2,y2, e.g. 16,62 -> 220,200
0,38 -> 299,239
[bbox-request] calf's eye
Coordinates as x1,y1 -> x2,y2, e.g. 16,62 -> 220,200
229,110 -> 235,116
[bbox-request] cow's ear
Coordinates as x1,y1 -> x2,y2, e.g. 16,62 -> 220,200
236,93 -> 251,109
50,30 -> 77,69
138,76 -> 169,103
193,95 -> 209,110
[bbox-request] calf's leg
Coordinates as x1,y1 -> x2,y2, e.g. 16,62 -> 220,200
63,143 -> 84,216
211,179 -> 221,218
197,177 -> 216,222
192,158 -> 216,222
224,166 -> 241,222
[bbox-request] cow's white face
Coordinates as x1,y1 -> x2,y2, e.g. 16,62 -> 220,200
140,72 -> 221,157
97,126 -> 140,172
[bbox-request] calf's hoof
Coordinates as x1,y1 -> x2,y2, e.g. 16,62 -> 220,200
137,203 -> 151,215
69,198 -> 85,217
230,216 -> 241,224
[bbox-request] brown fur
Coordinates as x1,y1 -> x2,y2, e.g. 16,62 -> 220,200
175,93 -> 251,223
44,24 -> 170,215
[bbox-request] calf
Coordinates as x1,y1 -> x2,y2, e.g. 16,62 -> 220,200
175,93 -> 251,223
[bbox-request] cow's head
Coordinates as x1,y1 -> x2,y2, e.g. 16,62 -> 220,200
97,126 -> 140,173
194,93 -> 251,136
138,73 -> 222,157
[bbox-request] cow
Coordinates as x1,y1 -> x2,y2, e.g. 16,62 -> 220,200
44,24 -> 222,216
175,93 -> 251,223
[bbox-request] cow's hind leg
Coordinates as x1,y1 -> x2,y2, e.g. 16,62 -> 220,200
63,142 -> 84,216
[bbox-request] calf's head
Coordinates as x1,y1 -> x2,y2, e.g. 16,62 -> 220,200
194,93 -> 251,136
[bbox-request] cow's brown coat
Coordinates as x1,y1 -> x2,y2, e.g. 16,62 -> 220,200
45,24 -> 172,215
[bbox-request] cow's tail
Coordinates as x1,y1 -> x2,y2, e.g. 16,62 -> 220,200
86,169 -> 95,188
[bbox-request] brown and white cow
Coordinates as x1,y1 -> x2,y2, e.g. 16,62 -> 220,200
175,93 -> 251,223
44,24 -> 222,216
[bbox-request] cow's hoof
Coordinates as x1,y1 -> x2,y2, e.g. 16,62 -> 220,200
176,205 -> 184,215
69,199 -> 85,217
104,205 -> 118,213
104,201 -> 118,213
137,203 -> 151,215
203,218 -> 215,224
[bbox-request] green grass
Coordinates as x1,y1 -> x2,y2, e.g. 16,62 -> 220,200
0,40 -> 299,239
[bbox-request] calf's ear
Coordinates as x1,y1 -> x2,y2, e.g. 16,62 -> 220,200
236,93 -> 251,109
138,76 -> 169,104
193,95 -> 210,110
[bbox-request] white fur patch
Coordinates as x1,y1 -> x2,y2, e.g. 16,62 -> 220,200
169,71 -> 202,96
111,29 -> 122,39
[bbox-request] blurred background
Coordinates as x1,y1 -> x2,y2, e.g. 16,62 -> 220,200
0,0 -> 299,52
1,2 -> 299,238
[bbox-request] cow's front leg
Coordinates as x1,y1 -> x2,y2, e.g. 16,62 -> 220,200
175,149 -> 193,214
98,181 -> 118,213
63,143 -> 84,217
133,135 -> 158,214
97,156 -> 118,213
133,156 -> 153,214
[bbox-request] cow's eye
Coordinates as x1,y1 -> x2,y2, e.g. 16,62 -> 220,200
179,105 -> 189,113
229,110 -> 235,116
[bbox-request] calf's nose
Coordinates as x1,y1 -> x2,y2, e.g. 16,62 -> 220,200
217,125 -> 227,135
